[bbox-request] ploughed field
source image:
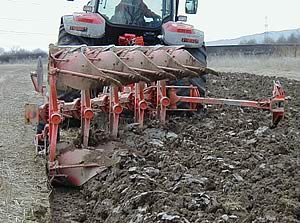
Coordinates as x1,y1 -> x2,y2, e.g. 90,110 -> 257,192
0,61 -> 298,222
50,72 -> 299,223
0,64 -> 48,223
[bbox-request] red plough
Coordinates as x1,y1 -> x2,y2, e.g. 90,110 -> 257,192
25,45 -> 285,186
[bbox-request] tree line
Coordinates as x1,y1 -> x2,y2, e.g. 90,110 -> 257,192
0,47 -> 47,63
240,33 -> 300,45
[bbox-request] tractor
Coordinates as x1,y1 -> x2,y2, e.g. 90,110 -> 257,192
25,0 -> 285,187
57,0 -> 208,101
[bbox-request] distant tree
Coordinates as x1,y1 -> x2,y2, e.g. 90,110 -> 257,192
263,37 -> 275,44
246,39 -> 257,44
32,48 -> 46,54
239,39 -> 248,45
0,47 -> 47,63
287,33 -> 300,44
16,48 -> 30,54
0,48 -> 4,55
239,39 -> 257,45
276,35 -> 287,43
10,46 -> 20,54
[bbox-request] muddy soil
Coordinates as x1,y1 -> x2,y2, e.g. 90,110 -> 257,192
0,63 -> 49,222
50,72 -> 299,223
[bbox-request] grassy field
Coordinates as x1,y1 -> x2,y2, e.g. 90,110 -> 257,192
208,55 -> 300,81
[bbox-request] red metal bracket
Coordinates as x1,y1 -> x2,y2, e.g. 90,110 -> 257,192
48,69 -> 61,163
109,86 -> 122,137
81,90 -> 93,147
134,82 -> 147,127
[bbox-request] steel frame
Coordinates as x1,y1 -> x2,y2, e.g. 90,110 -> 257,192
27,45 -> 285,186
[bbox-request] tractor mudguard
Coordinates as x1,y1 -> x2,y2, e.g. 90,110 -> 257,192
162,21 -> 204,48
62,13 -> 105,39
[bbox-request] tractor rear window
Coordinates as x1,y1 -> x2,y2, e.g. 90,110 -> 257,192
98,0 -> 172,28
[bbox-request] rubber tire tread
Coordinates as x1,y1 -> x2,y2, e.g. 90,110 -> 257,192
57,23 -> 85,101
186,46 -> 208,97
171,46 -> 208,97
58,23 -> 91,46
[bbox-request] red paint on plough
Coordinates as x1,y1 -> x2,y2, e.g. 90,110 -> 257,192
27,46 -> 285,186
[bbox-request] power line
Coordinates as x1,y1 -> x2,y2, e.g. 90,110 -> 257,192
4,0 -> 41,5
264,16 -> 269,42
0,29 -> 56,36
0,17 -> 49,22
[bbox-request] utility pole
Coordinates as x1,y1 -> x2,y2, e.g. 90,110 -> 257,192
264,16 -> 269,43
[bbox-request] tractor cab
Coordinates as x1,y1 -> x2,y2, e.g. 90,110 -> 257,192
97,0 -> 171,29
96,0 -> 199,28
60,0 -> 202,46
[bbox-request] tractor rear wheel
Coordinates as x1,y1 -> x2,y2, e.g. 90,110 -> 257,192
186,46 -> 207,97
169,45 -> 207,111
57,23 -> 104,102
58,23 -> 92,46
57,23 -> 84,102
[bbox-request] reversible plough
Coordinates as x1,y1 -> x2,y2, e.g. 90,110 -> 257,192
26,45 -> 285,186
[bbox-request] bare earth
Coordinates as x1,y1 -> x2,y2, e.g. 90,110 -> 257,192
0,56 -> 298,222
208,55 -> 300,81
50,57 -> 299,222
0,64 -> 49,223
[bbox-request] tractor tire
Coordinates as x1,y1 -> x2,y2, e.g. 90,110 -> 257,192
57,24 -> 104,102
56,23 -> 85,102
57,23 -> 92,128
186,46 -> 207,97
169,45 -> 207,111
58,23 -> 91,46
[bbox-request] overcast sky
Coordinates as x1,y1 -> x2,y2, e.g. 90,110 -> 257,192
0,0 -> 299,50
